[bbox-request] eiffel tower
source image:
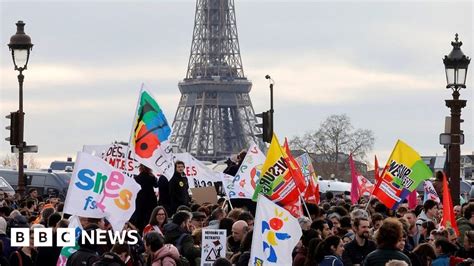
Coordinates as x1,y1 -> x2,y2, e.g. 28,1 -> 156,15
170,0 -> 261,162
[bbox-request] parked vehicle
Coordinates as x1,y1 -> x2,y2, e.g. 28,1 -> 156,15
0,176 -> 15,196
0,168 -> 71,199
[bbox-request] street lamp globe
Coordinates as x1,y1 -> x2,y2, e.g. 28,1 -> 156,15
443,33 -> 470,89
8,20 -> 33,71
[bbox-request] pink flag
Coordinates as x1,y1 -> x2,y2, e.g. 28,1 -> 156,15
349,154 -> 360,204
408,190 -> 417,209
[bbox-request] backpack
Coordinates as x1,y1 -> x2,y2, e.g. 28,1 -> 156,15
91,252 -> 125,266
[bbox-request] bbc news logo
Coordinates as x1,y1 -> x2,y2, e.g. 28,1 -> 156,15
10,228 -> 139,247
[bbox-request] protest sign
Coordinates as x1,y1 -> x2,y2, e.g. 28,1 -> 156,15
191,186 -> 218,205
201,229 -> 227,266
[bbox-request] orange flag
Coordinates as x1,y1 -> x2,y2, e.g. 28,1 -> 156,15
441,172 -> 459,236
283,138 -> 307,193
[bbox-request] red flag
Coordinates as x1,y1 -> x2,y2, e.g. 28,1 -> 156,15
304,175 -> 320,204
349,154 -> 360,204
441,172 -> 459,235
374,155 -> 380,182
283,138 -> 307,193
283,197 -> 303,218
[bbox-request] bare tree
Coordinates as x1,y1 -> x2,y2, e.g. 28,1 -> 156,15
290,114 -> 375,180
0,154 -> 42,169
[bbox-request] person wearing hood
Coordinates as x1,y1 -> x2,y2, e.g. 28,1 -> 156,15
144,231 -> 180,266
163,211 -> 200,266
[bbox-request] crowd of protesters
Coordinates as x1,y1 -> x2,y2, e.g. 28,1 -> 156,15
0,156 -> 474,266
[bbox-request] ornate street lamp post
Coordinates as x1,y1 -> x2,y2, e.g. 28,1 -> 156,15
443,33 -> 470,205
7,20 -> 33,197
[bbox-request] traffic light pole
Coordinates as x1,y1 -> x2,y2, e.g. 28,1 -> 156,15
270,82 -> 274,127
17,70 -> 25,197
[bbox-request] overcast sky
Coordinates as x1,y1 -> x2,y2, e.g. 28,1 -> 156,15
0,0 -> 473,171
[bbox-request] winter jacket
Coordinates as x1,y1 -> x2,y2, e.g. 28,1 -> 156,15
342,238 -> 376,266
168,173 -> 190,213
163,223 -> 200,266
152,244 -> 180,266
66,247 -> 100,266
319,255 -> 344,266
416,211 -> 436,226
363,248 -> 412,266
131,171 -> 159,232
457,217 -> 474,247
433,254 -> 450,266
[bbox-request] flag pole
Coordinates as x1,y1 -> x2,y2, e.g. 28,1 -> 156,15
125,83 -> 145,175
298,189 -> 312,223
226,198 -> 234,210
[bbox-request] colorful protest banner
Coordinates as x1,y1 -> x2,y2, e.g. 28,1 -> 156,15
423,180 -> 440,203
63,152 -> 141,231
372,140 -> 432,210
174,153 -> 221,188
130,87 -> 174,179
221,143 -> 265,199
250,195 -> 302,265
296,153 -> 320,204
201,229 -> 227,266
252,134 -> 300,207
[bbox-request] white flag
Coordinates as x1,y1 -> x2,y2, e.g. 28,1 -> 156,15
63,152 -> 141,231
423,180 -> 440,203
174,153 -> 222,188
250,195 -> 302,265
221,143 -> 265,199
129,87 -> 175,179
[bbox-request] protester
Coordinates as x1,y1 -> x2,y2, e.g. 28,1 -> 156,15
144,206 -> 169,236
363,218 -> 412,266
169,161 -> 191,214
342,217 -> 376,265
416,200 -> 439,226
163,211 -> 200,266
9,229 -> 37,266
144,231 -> 180,266
315,235 -> 345,266
131,164 -> 159,233
227,220 -> 248,255
66,225 -> 101,266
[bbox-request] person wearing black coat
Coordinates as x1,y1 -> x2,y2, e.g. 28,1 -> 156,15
131,165 -> 159,233
157,175 -> 171,215
168,161 -> 190,214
